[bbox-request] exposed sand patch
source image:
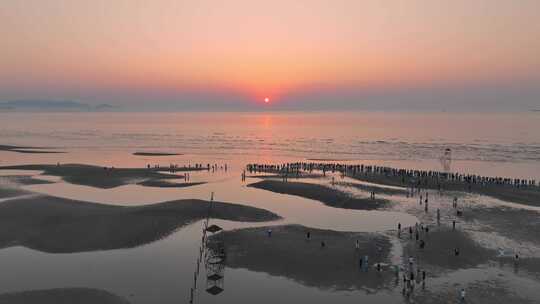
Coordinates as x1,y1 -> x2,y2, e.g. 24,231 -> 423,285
137,180 -> 206,188
415,278 -> 534,304
337,181 -> 409,196
350,173 -> 540,207
463,206 -> 540,246
247,173 -> 325,179
0,175 -> 55,186
0,164 -> 205,189
0,195 -> 280,253
403,227 -> 495,274
215,224 -> 393,291
248,180 -> 391,210
0,288 -> 130,304
0,144 -> 64,154
0,188 -> 27,199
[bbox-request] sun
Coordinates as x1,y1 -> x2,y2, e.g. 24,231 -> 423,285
264,97 -> 270,103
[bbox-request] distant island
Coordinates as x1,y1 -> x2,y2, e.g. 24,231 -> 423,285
0,100 -> 118,112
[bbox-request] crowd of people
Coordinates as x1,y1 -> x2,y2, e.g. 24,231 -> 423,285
145,163 -> 229,173
246,162 -> 538,189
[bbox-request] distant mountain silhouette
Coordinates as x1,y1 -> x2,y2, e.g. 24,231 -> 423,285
0,100 -> 118,111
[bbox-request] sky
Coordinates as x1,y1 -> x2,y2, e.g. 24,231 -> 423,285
1,0 -> 539,111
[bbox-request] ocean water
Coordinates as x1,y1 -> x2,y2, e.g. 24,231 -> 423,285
1,111 -> 540,303
1,111 -> 539,179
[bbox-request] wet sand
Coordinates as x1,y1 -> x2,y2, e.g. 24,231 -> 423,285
0,288 -> 130,304
403,227 -> 495,273
0,175 -> 55,186
349,173 -> 540,207
215,224 -> 394,290
247,173 -> 325,179
0,175 -> 53,198
246,172 -> 324,180
0,195 -> 279,253
415,279 -> 534,304
248,180 -> 391,210
463,206 -> 540,247
137,180 -> 206,188
398,212 -> 540,303
0,164 -> 205,189
0,188 -> 27,199
337,181 -> 409,196
0,144 -> 63,154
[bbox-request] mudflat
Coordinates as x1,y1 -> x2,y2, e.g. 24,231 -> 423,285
0,164 -> 205,189
248,180 -> 391,210
349,173 -> 540,207
214,224 -> 394,290
0,195 -> 280,253
0,288 -> 130,304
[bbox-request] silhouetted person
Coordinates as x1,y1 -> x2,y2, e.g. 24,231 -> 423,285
364,255 -> 369,271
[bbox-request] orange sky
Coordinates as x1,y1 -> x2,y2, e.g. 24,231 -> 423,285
1,0 -> 539,109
